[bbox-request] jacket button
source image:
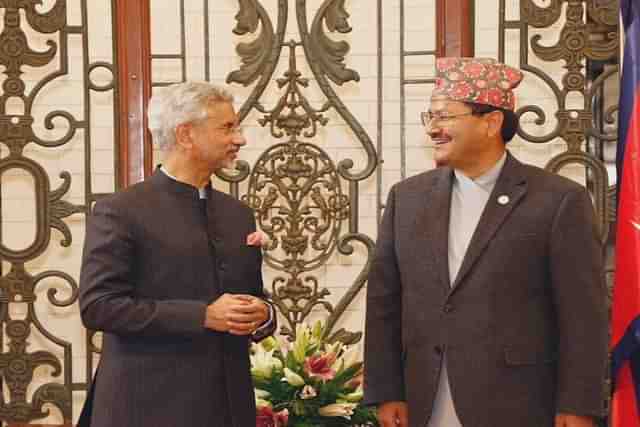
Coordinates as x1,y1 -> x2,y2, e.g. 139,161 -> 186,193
443,303 -> 454,313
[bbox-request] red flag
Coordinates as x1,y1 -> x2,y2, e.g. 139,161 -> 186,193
610,0 -> 640,425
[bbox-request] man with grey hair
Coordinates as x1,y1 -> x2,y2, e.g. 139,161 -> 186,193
78,81 -> 275,427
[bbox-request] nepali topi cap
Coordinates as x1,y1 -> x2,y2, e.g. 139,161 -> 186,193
432,57 -> 524,111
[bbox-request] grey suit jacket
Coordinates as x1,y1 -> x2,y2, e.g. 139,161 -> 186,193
78,170 -> 275,427
364,153 -> 608,427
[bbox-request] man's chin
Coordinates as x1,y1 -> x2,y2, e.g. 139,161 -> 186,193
219,159 -> 238,173
433,152 -> 450,168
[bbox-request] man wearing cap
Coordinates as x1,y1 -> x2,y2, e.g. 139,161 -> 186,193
364,58 -> 607,427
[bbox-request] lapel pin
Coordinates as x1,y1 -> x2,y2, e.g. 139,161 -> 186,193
497,195 -> 510,205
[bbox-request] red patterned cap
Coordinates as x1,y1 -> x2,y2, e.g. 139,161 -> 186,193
432,57 -> 524,111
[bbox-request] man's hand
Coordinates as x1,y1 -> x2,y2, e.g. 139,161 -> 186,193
555,414 -> 597,427
378,401 -> 409,427
204,294 -> 269,335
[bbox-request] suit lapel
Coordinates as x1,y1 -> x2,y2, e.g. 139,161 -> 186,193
414,167 -> 454,290
449,153 -> 528,293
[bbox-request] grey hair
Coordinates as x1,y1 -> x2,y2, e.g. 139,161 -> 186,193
147,81 -> 234,150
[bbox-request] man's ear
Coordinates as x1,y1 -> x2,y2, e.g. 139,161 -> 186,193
175,122 -> 193,149
485,110 -> 504,139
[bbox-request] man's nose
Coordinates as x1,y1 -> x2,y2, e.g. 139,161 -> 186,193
427,125 -> 443,138
232,131 -> 246,146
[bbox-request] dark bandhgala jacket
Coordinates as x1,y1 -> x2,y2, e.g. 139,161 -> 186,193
78,170 -> 275,427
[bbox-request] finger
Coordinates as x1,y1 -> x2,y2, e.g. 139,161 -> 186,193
226,312 -> 263,323
227,319 -> 259,331
228,328 -> 253,336
554,416 -> 565,427
229,301 -> 267,314
231,294 -> 255,302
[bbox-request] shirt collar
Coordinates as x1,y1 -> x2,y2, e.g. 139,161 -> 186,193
160,166 -> 208,199
454,151 -> 507,191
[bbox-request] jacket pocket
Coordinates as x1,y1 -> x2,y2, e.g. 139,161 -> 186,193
504,345 -> 557,366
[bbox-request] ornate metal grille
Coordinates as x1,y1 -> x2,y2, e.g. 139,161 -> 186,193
0,0 -> 119,424
498,0 -> 619,240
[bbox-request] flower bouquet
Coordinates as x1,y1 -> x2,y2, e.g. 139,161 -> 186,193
251,322 -> 379,427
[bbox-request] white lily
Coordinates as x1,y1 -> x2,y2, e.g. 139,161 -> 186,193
254,389 -> 271,399
335,346 -> 360,372
260,336 -> 278,352
282,367 -> 305,386
342,347 -> 360,369
293,323 -> 311,363
250,345 -> 282,379
254,389 -> 271,409
275,335 -> 291,356
342,386 -> 364,402
311,320 -> 324,342
318,402 -> 358,419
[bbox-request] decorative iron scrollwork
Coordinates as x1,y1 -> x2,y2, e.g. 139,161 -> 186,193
0,319 -> 68,422
0,0 -> 117,423
244,141 -> 350,338
228,0 -> 280,88
509,0 -> 619,242
226,0 -> 377,341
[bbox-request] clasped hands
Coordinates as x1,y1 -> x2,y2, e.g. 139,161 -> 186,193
204,294 -> 269,335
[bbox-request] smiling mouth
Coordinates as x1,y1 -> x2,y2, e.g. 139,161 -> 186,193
432,138 -> 451,146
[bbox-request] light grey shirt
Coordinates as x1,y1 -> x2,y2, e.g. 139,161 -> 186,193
427,152 -> 507,427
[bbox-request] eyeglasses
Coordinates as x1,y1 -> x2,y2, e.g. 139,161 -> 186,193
191,116 -> 244,136
214,125 -> 244,136
420,111 -> 474,128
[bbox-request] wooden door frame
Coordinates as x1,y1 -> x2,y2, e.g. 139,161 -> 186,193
115,0 -> 152,188
436,0 -> 475,57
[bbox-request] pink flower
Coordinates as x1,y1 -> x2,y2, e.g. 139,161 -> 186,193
256,406 -> 289,427
276,409 -> 289,426
304,353 -> 337,382
256,407 -> 275,427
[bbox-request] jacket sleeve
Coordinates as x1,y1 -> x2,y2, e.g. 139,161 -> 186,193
79,200 -> 208,337
549,187 -> 608,418
363,184 -> 406,405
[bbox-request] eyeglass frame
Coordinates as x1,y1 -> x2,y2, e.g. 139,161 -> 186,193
420,111 -> 475,128
189,116 -> 244,136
